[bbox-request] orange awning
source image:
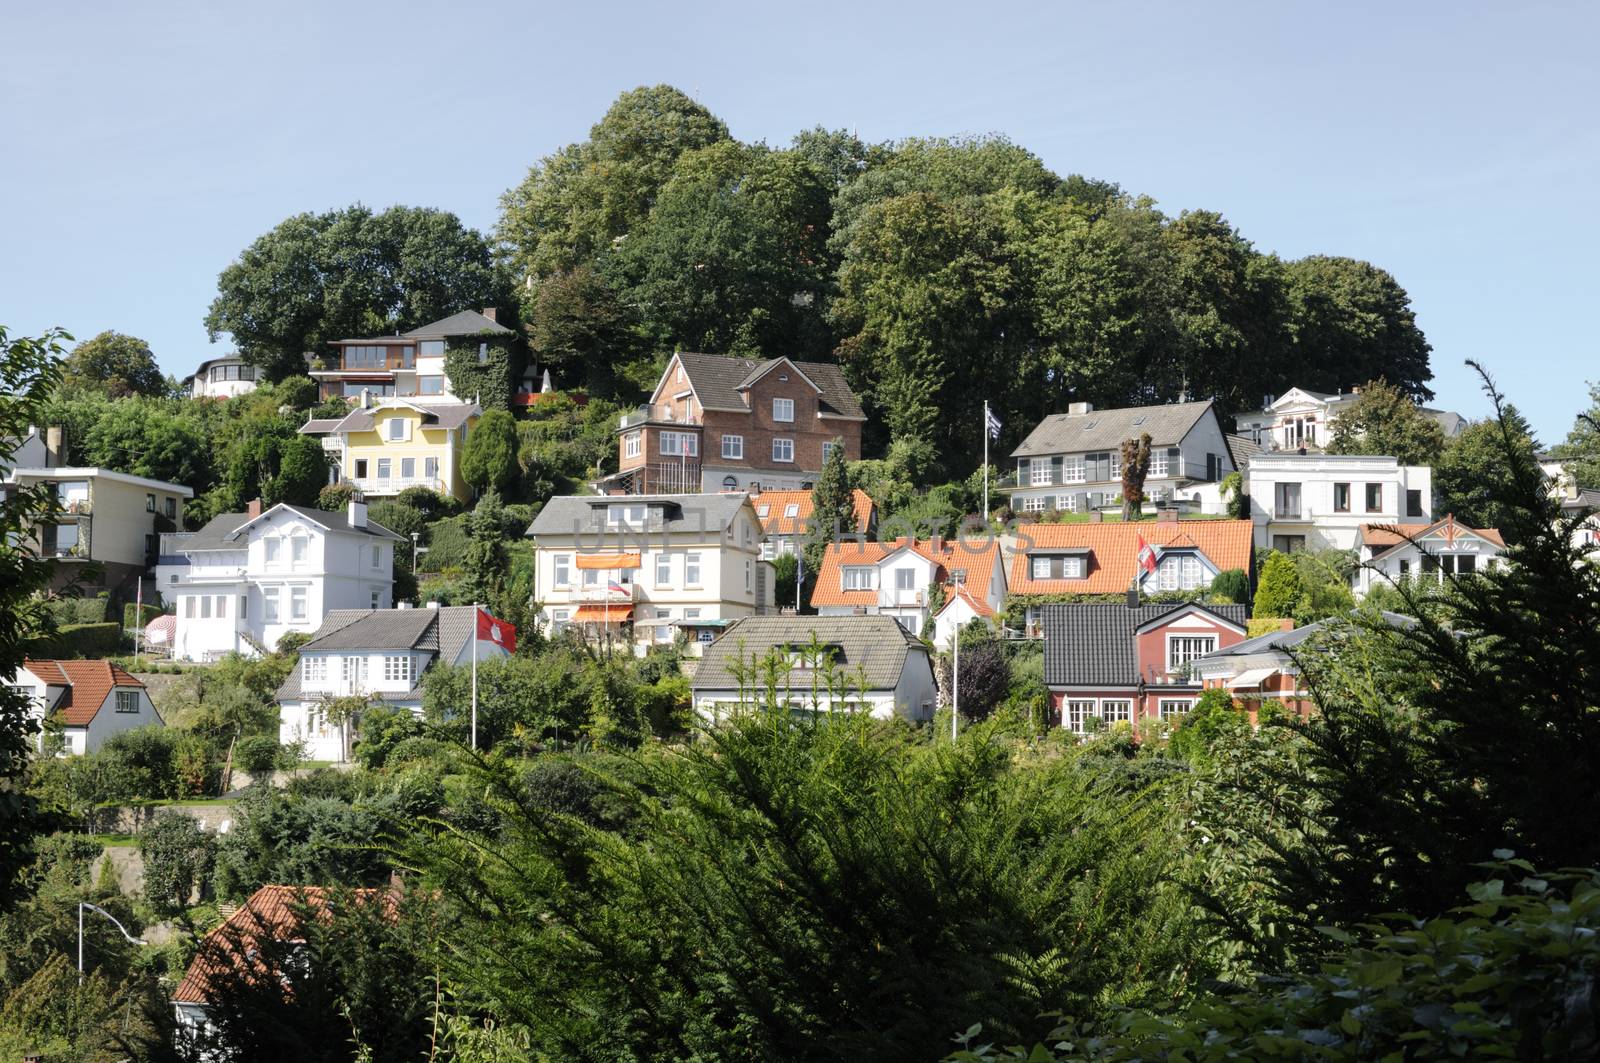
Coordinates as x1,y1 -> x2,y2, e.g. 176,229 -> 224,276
576,553 -> 641,570
572,604 -> 634,623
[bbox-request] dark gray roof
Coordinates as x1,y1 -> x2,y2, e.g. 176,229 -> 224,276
1561,487 -> 1600,511
674,352 -> 865,420
273,605 -> 489,702
1199,610 -> 1416,660
300,417 -> 344,435
1042,603 -> 1248,686
692,615 -> 928,692
1012,400 -> 1220,458
403,310 -> 513,340
527,493 -> 753,539
314,401 -> 480,435
1225,433 -> 1263,467
175,513 -> 252,551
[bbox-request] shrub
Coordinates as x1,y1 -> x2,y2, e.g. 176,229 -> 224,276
317,482 -> 357,511
396,485 -> 457,518
420,515 -> 471,571
353,706 -> 424,770
32,620 -> 122,657
122,601 -> 162,631
139,809 -> 216,916
1251,552 -> 1302,619
47,595 -> 109,626
1208,568 -> 1249,605
234,734 -> 283,778
368,500 -> 427,543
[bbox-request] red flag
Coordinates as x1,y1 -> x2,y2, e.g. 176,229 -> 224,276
1136,534 -> 1158,574
476,607 -> 516,652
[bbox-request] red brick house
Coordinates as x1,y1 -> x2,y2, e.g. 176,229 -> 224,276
1041,602 -> 1249,733
604,352 -> 865,495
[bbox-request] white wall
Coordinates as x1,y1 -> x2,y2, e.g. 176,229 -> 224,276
82,688 -> 162,752
1249,455 -> 1433,552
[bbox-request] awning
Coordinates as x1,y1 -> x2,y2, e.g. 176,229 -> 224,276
576,553 -> 641,570
1227,667 -> 1279,690
572,604 -> 634,623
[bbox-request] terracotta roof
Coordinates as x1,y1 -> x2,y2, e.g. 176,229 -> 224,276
937,584 -> 996,619
754,488 -> 875,537
23,659 -> 144,727
1359,516 -> 1505,556
810,538 -> 1004,609
1009,520 -> 1254,595
173,885 -> 390,1004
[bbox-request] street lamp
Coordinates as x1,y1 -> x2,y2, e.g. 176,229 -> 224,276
411,531 -> 428,573
79,901 -> 146,984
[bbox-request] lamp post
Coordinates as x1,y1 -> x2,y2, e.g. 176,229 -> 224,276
79,902 -> 146,984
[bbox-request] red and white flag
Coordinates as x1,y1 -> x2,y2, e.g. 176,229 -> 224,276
476,607 -> 517,652
1136,534 -> 1158,574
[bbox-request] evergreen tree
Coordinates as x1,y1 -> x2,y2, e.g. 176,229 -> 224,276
463,489 -> 509,607
460,408 -> 519,495
1252,551 -> 1303,619
802,440 -> 855,605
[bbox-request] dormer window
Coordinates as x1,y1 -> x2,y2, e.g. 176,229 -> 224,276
842,566 -> 876,591
1152,551 -> 1204,591
606,503 -> 650,526
1031,554 -> 1085,579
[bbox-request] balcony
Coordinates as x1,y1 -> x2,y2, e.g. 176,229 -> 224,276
619,405 -> 702,431
348,475 -> 446,497
40,515 -> 91,560
320,437 -> 343,453
608,461 -> 703,496
878,587 -> 926,609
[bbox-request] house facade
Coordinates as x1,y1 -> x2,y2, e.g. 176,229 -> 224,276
1234,386 -> 1465,453
309,308 -> 510,403
274,604 -> 510,761
753,487 -> 877,560
1008,518 -> 1254,633
811,537 -> 1007,641
155,499 -> 400,661
1042,602 -> 1249,733
5,465 -> 193,595
188,355 -> 259,400
691,615 -> 938,723
527,494 -> 775,654
300,396 -> 480,503
1247,453 -> 1433,553
1005,400 -> 1237,515
605,352 -> 865,496
1355,516 -> 1506,596
9,660 -> 162,755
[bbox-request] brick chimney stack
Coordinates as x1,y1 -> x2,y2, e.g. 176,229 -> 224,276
481,307 -> 498,323
247,498 -> 262,518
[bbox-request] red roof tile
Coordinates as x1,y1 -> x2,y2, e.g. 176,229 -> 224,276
1360,515 -> 1505,553
23,659 -> 144,727
754,488 -> 875,537
1008,520 -> 1254,595
811,538 -> 1004,609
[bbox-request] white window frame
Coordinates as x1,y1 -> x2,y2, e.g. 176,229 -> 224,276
894,567 -> 916,591
772,438 -> 794,463
290,586 -> 308,622
401,457 -> 415,479
553,554 -> 571,587
772,397 -> 794,422
383,656 -> 413,683
1061,456 -> 1085,483
661,431 -> 698,457
821,441 -> 837,463
1030,462 -> 1053,486
721,434 -> 743,460
302,656 -> 327,685
1167,635 -> 1217,671
263,587 -> 280,622
115,690 -> 140,714
388,418 -> 407,441
265,538 -> 280,564
371,545 -> 381,569
1159,698 -> 1194,721
655,553 -> 672,586
1065,699 -> 1096,734
842,566 -> 876,591
1100,699 -> 1132,725
290,535 -> 308,566
685,552 -> 702,586
1031,557 -> 1051,579
1021,496 -> 1047,513
624,432 -> 642,459
784,503 -> 800,518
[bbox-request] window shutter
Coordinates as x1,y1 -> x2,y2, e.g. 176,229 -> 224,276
1050,456 -> 1063,484
1044,495 -> 1055,510
1051,557 -> 1064,578
1018,458 -> 1030,480
1074,492 -> 1089,513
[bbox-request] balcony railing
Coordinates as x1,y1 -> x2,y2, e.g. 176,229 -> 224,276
1000,460 -> 1201,490
878,588 -> 926,609
609,461 -> 704,496
619,405 -> 702,430
348,475 -> 446,496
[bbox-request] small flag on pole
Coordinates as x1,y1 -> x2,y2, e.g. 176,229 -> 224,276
607,580 -> 627,596
984,404 -> 1002,440
1136,534 -> 1158,575
475,607 -> 517,652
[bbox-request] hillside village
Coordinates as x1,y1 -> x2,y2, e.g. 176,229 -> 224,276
5,84 -> 1600,1062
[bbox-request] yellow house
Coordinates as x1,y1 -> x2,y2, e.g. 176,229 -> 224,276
300,398 -> 481,503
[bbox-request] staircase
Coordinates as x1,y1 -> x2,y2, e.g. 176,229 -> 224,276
238,630 -> 272,658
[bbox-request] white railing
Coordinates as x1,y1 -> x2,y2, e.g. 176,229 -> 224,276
878,588 -> 925,608
349,475 -> 445,496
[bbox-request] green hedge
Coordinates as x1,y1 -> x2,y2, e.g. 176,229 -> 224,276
122,603 -> 162,630
36,622 -> 124,658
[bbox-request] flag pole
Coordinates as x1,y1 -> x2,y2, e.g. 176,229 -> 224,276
951,627 -> 960,742
471,602 -> 479,751
983,400 -> 990,522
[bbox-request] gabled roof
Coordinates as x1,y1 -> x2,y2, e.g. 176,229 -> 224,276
1011,400 -> 1221,458
810,537 -> 1004,609
173,885 -> 392,1004
1359,516 -> 1505,560
308,401 -> 480,436
230,503 -> 404,542
1041,603 -> 1249,687
22,659 -> 145,727
753,488 -> 875,537
1009,520 -> 1253,595
1225,433 -> 1263,467
937,584 -> 996,619
736,356 -> 822,395
527,493 -> 755,539
667,352 -> 865,420
403,309 -> 513,340
692,614 -> 928,693
273,605 -> 487,702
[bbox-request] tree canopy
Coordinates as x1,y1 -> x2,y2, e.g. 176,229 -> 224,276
1326,378 -> 1447,466
60,331 -> 166,397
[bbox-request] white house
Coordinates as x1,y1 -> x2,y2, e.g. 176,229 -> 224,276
9,660 -> 162,755
1234,386 -> 1465,453
156,499 -> 401,662
527,493 -> 775,655
811,537 -> 1007,641
1004,400 -> 1238,515
274,604 -> 510,761
691,614 -> 938,723
1355,516 -> 1506,596
1247,453 -> 1433,553
188,355 -> 259,399
1540,454 -> 1600,556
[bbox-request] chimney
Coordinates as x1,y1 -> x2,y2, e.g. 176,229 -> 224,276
44,425 -> 64,468
396,601 -> 411,610
1277,619 -> 1295,632
1126,581 -> 1140,609
1089,510 -> 1103,523
1350,385 -> 1363,395
348,497 -> 367,529
1157,508 -> 1178,523
247,498 -> 262,518
481,307 -> 497,323
360,388 -> 371,409
1067,401 -> 1094,416
426,600 -> 440,610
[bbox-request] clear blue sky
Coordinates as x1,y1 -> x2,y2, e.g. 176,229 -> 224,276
3,0 -> 1594,443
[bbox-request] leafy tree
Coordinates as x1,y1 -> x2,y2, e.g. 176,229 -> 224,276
498,84 -> 732,280
315,482 -> 356,511
1550,381 -> 1600,489
60,330 -> 165,397
1119,432 -> 1152,520
607,141 -> 835,356
206,204 -> 511,380
1251,551 -> 1302,619
1326,378 -> 1446,465
788,126 -> 886,190
460,408 -> 519,495
1167,687 -> 1249,765
351,706 -> 423,770
81,396 -> 212,494
1433,412 -> 1542,533
1282,255 -> 1434,401
138,809 -> 215,917
211,790 -> 392,901
422,649 -> 593,750
0,325 -> 69,908
265,432 -> 328,507
936,627 -> 1012,721
525,264 -> 641,397
1209,568 -> 1250,606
